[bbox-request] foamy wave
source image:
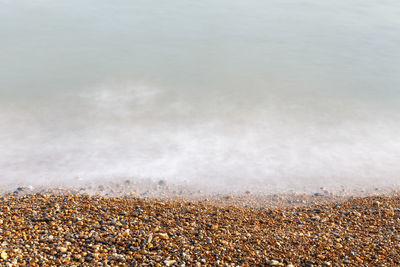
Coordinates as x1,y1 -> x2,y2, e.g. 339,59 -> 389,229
1,83 -> 400,193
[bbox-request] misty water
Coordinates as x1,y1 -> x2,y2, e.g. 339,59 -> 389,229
1,0 -> 400,193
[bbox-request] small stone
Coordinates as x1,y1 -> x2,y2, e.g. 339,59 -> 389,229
164,259 -> 176,266
147,233 -> 153,244
158,233 -> 169,240
266,259 -> 284,266
311,216 -> 320,221
333,232 -> 341,238
1,251 -> 7,260
109,254 -> 126,262
73,217 -> 82,223
181,252 -> 189,259
353,211 -> 362,217
211,224 -> 219,230
57,247 -> 67,253
373,201 -> 381,207
336,243 -> 343,249
158,179 -> 167,186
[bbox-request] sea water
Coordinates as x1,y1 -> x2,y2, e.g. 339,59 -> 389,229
1,0 -> 400,192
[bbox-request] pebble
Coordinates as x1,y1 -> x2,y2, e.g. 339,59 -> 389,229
266,259 -> 284,266
311,215 -> 320,221
57,247 -> 67,253
164,259 -> 176,266
158,232 -> 169,240
0,192 -> 399,265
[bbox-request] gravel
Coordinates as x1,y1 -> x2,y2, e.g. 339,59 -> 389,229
0,192 -> 399,265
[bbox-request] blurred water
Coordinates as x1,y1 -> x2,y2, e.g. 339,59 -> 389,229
1,0 -> 400,192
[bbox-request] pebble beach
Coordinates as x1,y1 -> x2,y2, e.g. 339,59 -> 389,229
2,0 -> 400,266
0,184 -> 399,266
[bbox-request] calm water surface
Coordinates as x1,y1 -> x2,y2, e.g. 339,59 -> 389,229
1,0 -> 400,191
